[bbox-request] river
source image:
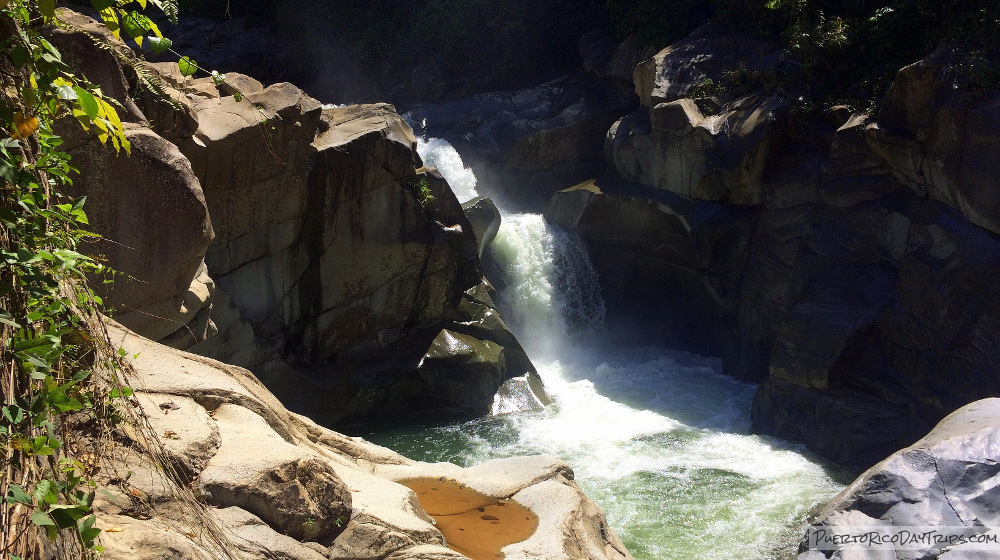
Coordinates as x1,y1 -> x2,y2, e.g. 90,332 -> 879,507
364,136 -> 848,560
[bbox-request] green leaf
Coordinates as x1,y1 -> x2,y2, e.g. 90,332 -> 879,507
73,87 -> 99,120
6,485 -> 32,505
0,309 -> 20,328
178,56 -> 197,77
148,36 -> 172,54
0,160 -> 14,183
48,504 -> 88,528
121,13 -> 150,44
98,7 -> 119,36
30,511 -> 55,528
110,386 -> 133,399
55,84 -> 78,101
38,0 -> 55,19
80,526 -> 101,543
33,479 -> 56,504
10,45 -> 31,68
234,92 -> 243,102
2,405 -> 24,425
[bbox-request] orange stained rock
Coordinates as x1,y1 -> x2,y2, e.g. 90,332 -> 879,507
399,478 -> 539,560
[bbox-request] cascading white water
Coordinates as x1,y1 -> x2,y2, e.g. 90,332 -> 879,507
488,213 -> 606,358
368,136 -> 847,560
415,137 -> 481,202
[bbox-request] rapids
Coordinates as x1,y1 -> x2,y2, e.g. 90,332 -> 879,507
366,135 -> 847,560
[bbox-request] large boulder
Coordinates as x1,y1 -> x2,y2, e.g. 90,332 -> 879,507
199,405 -> 353,542
796,398 -> 1000,559
96,323 -> 631,560
633,23 -> 775,108
606,94 -> 788,205
62,125 -> 216,346
157,84 -> 536,423
46,9 -> 217,349
54,8 -> 536,426
866,50 -> 1000,235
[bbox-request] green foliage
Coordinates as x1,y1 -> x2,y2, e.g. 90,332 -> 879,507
412,177 -> 435,208
712,0 -> 1000,109
0,0 -> 182,557
177,55 -> 196,77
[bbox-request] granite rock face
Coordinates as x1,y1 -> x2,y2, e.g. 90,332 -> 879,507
97,323 -> 630,560
607,94 -> 788,205
870,49 -> 1000,236
545,180 -> 751,355
796,398 -> 1000,560
551,39 -> 1000,467
58,9 -> 537,425
168,92 -> 536,423
632,23 -> 775,108
62,125 -> 217,348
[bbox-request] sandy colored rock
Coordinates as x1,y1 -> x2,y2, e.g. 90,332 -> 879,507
607,94 -> 787,205
96,323 -> 630,560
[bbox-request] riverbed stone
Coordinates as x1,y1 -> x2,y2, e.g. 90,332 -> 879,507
798,398 -> 1000,559
410,329 -> 505,417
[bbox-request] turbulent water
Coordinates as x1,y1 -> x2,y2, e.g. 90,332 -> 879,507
365,136 -> 847,560
415,136 -> 481,202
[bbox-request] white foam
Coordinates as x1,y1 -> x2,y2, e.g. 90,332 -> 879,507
414,137 -> 480,203
478,211 -> 843,559
490,214 -> 605,358
370,137 -> 844,560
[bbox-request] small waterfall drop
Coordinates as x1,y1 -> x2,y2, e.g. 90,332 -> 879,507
390,135 -> 847,560
415,137 -> 480,202
490,214 -> 605,359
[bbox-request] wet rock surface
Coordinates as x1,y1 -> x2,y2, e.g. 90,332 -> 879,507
796,398 -> 1000,559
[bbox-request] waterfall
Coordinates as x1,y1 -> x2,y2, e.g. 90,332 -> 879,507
490,214 -> 606,359
389,135 -> 847,560
415,137 -> 480,202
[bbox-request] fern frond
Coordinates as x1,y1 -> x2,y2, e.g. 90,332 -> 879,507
150,0 -> 179,25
